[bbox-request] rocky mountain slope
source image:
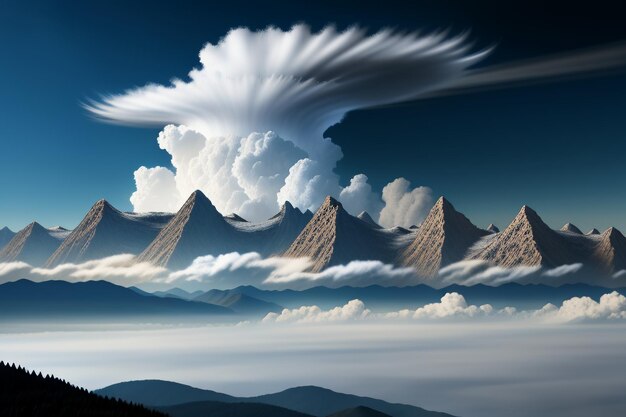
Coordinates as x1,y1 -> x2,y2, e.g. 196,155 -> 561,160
472,206 -> 580,267
401,197 -> 489,277
46,199 -> 172,266
283,197 -> 403,272
0,222 -> 67,266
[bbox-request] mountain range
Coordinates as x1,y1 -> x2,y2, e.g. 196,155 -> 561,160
1,190 -> 625,282
96,380 -> 453,417
0,279 -> 231,320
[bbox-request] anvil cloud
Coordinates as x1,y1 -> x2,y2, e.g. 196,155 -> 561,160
87,25 -> 487,224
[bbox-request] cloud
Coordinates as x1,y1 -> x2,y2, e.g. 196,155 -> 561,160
535,292 -> 626,322
260,291 -> 626,324
0,255 -> 167,286
437,260 -> 594,287
264,260 -> 419,289
338,174 -> 383,217
383,292 -> 495,319
86,25 -> 487,222
130,166 -> 182,212
542,263 -> 584,277
262,299 -> 370,323
276,158 -> 342,214
168,251 -> 419,290
378,178 -> 433,228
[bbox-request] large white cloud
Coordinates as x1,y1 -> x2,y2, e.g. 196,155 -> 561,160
130,166 -> 182,213
86,25 -> 487,223
378,177 -> 434,228
338,174 -> 384,217
535,292 -> 626,322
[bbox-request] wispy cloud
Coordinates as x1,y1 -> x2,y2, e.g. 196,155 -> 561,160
0,255 -> 167,286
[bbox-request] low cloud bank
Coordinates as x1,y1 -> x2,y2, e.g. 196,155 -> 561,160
262,291 -> 626,324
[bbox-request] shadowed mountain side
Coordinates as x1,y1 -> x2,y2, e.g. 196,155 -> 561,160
0,279 -> 232,320
283,197 -> 403,272
46,199 -> 172,266
402,197 -> 489,277
0,362 -> 165,417
97,380 -> 237,406
329,406 -> 393,417
156,401 -> 315,417
139,191 -> 312,269
97,382 -> 454,417
0,226 -> 16,250
0,222 -> 66,266
193,291 -> 283,315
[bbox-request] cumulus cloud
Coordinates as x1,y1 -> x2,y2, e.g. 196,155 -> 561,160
378,178 -> 434,228
536,292 -> 626,322
0,255 -> 167,286
131,166 -> 181,212
383,292 -> 495,320
262,299 -> 370,323
86,25 -> 487,222
168,252 -> 418,290
338,174 -> 383,217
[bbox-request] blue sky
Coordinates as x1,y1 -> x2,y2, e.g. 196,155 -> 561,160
1,0 -> 626,232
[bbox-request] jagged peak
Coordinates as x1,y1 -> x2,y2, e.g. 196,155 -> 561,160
587,228 -> 601,235
487,223 -> 500,233
601,227 -> 626,241
561,223 -> 583,234
321,195 -> 342,209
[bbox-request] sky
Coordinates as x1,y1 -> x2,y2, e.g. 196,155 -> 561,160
1,0 -> 626,231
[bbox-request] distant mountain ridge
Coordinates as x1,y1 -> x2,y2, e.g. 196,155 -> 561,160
0,279 -> 231,319
96,381 -> 454,417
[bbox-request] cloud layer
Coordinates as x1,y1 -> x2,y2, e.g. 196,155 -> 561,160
87,25 -> 485,223
0,255 -> 166,286
168,251 -> 418,290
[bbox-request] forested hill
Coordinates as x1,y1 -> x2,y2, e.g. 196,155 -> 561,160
0,361 -> 166,417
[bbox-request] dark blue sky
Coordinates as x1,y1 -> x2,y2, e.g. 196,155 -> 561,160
1,0 -> 626,232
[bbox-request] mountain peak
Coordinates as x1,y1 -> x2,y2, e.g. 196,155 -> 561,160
357,211 -> 381,229
561,223 -> 583,234
593,227 -> 626,272
46,199 -> 172,267
402,198 -> 488,277
486,224 -> 500,233
587,228 -> 601,235
284,196 -> 394,272
138,190 -> 233,268
474,205 -> 573,267
321,195 -> 342,209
